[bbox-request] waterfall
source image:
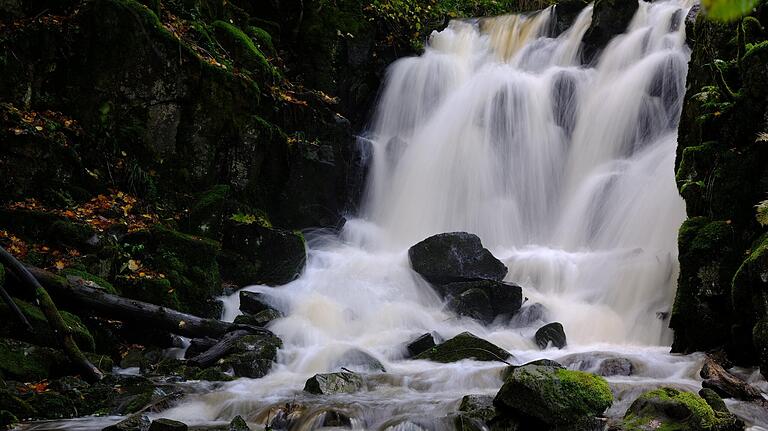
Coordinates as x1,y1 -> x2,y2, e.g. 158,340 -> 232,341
146,1 -> 756,429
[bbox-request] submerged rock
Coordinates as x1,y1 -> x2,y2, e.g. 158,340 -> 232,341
509,302 -> 548,328
408,232 -> 508,284
239,291 -> 279,316
597,357 -> 634,377
303,372 -> 364,395
534,322 -> 567,349
415,332 -> 512,363
233,308 -> 283,327
148,419 -> 188,431
103,414 -> 151,431
494,364 -> 612,428
458,394 -> 496,423
331,348 -> 386,373
620,387 -> 744,431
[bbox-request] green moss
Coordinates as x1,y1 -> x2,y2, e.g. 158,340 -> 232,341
623,387 -> 719,431
26,391 -> 77,420
211,20 -> 277,81
0,299 -> 95,352
246,26 -> 275,57
555,368 -> 613,412
0,338 -> 65,381
123,391 -> 153,414
188,184 -> 230,237
117,276 -> 181,311
60,268 -> 118,294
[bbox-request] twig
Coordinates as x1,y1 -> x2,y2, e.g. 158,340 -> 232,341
0,276 -> 33,331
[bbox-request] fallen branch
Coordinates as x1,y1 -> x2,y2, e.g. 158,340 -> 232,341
28,266 -> 271,339
0,246 -> 104,382
187,329 -> 251,367
701,355 -> 762,401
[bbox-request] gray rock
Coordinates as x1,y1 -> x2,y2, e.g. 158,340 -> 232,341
408,232 -> 508,284
332,348 -> 386,373
303,372 -> 364,395
459,394 -> 496,422
597,357 -> 633,376
239,291 -> 278,315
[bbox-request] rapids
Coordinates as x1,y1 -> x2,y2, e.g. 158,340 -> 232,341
22,0 -> 768,430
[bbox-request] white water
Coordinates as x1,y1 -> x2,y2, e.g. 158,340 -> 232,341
23,1 -> 768,430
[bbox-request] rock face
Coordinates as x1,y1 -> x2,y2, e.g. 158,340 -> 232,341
620,387 -> 744,431
493,363 -> 613,428
581,0 -> 639,61
534,322 -> 567,349
303,372 -> 364,395
670,0 -> 768,376
415,332 -> 512,363
406,333 -> 440,358
408,233 -> 508,284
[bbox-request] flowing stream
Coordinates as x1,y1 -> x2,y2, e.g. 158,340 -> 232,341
24,1 -> 768,430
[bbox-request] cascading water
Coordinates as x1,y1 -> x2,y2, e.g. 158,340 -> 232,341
28,1 -> 768,430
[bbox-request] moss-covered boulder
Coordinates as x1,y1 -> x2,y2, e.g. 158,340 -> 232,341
408,232 -> 508,284
458,394 -> 496,423
493,364 -> 613,428
219,333 -> 283,378
0,298 -> 95,352
0,338 -> 67,381
221,220 -> 306,286
415,332 -> 512,363
620,387 -> 744,431
303,372 -> 364,395
123,226 -> 221,317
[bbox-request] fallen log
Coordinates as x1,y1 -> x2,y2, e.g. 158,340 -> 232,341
700,355 -> 763,401
0,246 -> 104,382
187,329 -> 251,367
28,267 -> 271,339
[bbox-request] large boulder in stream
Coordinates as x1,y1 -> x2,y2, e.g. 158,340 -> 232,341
408,233 -> 508,284
535,322 -> 567,349
494,363 -> 613,428
619,387 -> 744,431
414,332 -> 512,363
304,372 -> 364,395
441,280 -> 523,324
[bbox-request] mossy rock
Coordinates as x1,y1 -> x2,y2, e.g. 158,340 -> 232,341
116,276 -> 182,311
0,389 -> 36,421
415,332 -> 512,363
0,338 -> 66,381
26,391 -> 78,420
61,268 -> 118,295
304,372 -> 364,395
220,333 -> 282,378
620,387 -> 743,431
211,20 -> 275,81
0,298 -> 95,351
187,184 -> 231,238
493,365 -> 613,428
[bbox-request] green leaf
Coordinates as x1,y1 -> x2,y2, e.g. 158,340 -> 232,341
702,0 -> 759,21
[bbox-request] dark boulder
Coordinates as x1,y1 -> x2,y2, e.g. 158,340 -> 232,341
494,364 -> 612,428
415,332 -> 512,363
149,419 -> 188,431
234,309 -> 283,327
303,372 -> 364,395
534,322 -> 567,349
239,291 -> 279,316
408,232 -> 508,284
581,0 -> 639,61
458,394 -> 496,423
103,415 -> 151,431
406,333 -> 440,358
219,333 -> 283,379
229,415 -> 251,431
222,221 -> 306,286
441,280 -> 523,324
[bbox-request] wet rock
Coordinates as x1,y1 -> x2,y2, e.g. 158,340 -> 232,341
700,356 -> 762,401
534,322 -> 567,349
448,413 -> 486,431
0,298 -> 95,352
415,332 -> 512,363
0,338 -> 67,381
441,280 -> 523,324
321,410 -> 352,427
303,372 -> 364,395
103,414 -> 151,431
149,419 -> 188,431
219,333 -> 283,378
509,303 -> 548,328
582,0 -> 639,61
26,390 -> 78,419
494,364 -> 612,428
222,221 -> 306,286
459,394 -> 496,423
229,415 -> 251,431
406,333 -> 439,358
408,232 -> 508,284
332,348 -> 386,373
233,309 -> 283,327
698,388 -> 729,414
597,358 -> 633,377
184,337 -> 219,359
621,387 -> 744,431
239,291 -> 279,315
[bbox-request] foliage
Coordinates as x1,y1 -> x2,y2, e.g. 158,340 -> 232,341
757,197 -> 768,226
703,0 -> 760,21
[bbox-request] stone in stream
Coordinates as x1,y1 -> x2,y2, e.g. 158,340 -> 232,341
148,418 -> 188,431
406,333 -> 440,358
102,414 -> 151,431
534,322 -> 567,349
233,308 -> 283,327
414,332 -> 512,363
303,372 -> 364,395
441,280 -> 523,324
509,302 -> 548,328
620,387 -> 744,431
597,357 -> 634,377
458,394 -> 496,423
331,348 -> 386,373
408,232 -> 508,284
493,364 -> 612,428
229,415 -> 251,431
239,291 -> 279,315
